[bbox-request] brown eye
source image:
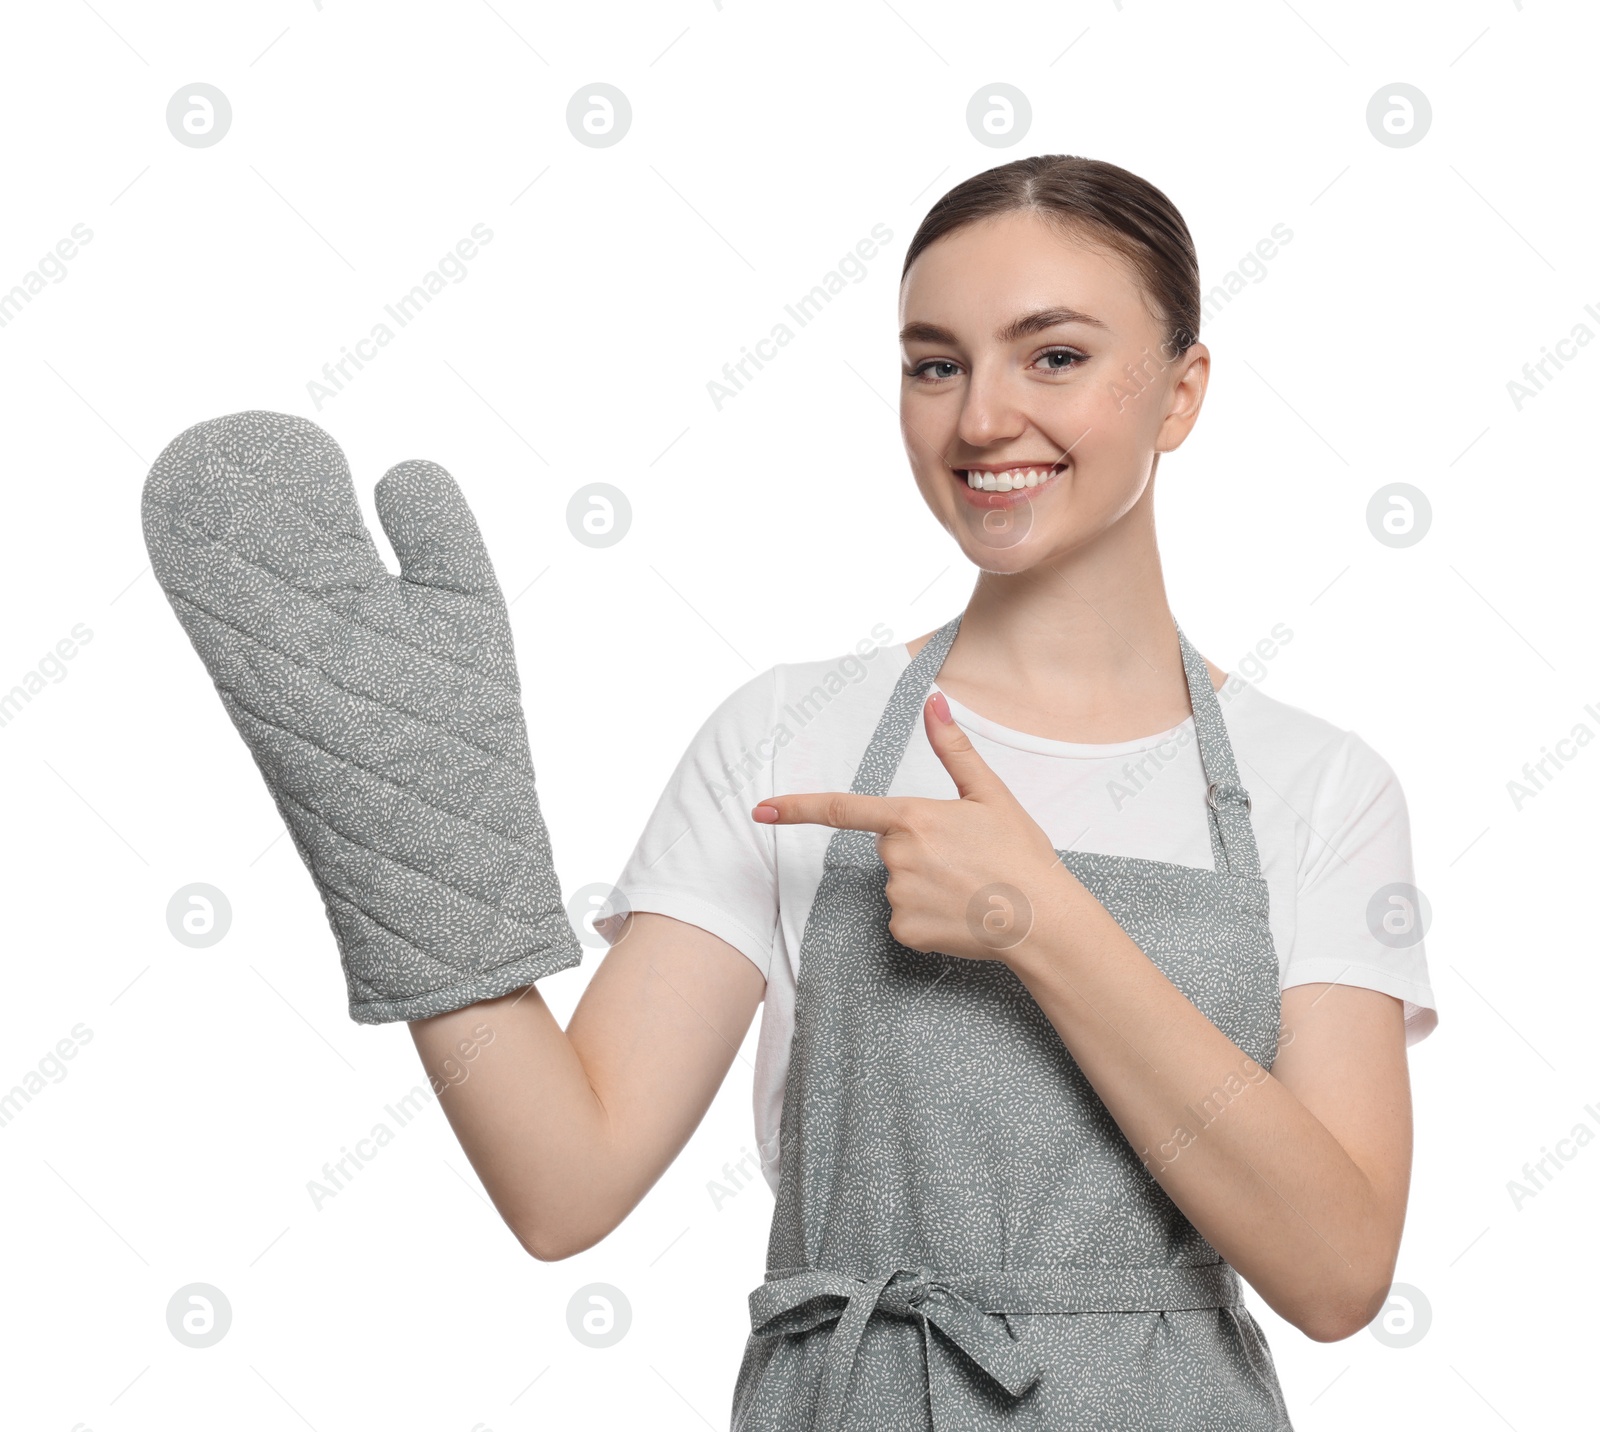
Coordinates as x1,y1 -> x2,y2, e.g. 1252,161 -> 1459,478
1035,348 -> 1087,372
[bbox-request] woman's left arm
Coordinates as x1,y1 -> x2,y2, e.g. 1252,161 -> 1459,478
755,692 -> 1413,1344
1005,888 -> 1411,1343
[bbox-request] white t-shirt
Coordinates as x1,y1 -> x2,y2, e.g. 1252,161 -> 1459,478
603,634 -> 1439,1196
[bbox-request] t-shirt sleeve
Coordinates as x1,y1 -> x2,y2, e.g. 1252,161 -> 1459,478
595,667 -> 780,980
1283,730 -> 1439,1048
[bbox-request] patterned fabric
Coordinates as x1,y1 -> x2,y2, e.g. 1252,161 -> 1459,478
731,612 -> 1295,1430
141,410 -> 581,1023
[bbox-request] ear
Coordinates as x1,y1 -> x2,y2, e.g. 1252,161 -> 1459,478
1155,341 -> 1210,454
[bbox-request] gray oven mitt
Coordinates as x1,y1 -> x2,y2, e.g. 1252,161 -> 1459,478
141,410 -> 582,1023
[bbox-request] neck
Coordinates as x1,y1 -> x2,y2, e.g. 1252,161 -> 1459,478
924,482 -> 1212,743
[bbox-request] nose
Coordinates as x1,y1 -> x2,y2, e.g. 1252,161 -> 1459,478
954,361 -> 1027,454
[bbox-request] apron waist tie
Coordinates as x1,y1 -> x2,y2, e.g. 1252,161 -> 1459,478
747,1261 -> 1243,1432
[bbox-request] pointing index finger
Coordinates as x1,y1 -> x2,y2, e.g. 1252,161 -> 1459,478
752,791 -> 901,834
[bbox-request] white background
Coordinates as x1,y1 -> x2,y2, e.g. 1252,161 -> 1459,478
1,1 -> 1594,1428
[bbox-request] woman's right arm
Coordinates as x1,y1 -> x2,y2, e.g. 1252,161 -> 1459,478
407,910 -> 767,1260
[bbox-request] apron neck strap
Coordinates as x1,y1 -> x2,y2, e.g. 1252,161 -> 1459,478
845,612 -> 1262,880
1173,622 -> 1261,879
845,612 -> 964,802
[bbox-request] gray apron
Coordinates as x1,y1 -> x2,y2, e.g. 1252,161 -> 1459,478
730,612 -> 1295,1431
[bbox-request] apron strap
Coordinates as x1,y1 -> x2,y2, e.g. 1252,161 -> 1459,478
843,611 -> 964,802
830,612 -> 1261,879
823,611 -> 963,869
1173,622 -> 1261,879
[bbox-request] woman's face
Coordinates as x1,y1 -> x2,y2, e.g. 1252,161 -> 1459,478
898,209 -> 1207,572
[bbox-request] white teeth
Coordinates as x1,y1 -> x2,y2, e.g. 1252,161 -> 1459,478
962,466 -> 1060,490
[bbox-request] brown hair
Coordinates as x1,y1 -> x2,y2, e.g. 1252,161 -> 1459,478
900,155 -> 1201,358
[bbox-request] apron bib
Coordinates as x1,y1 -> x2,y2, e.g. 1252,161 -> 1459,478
730,613 -> 1295,1431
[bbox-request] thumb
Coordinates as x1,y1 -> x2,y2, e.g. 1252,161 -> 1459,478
374,458 -> 500,597
925,692 -> 1006,801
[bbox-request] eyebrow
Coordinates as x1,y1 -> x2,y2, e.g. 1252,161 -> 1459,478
899,306 -> 1109,346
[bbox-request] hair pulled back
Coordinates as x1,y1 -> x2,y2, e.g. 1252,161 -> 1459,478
902,155 -> 1201,358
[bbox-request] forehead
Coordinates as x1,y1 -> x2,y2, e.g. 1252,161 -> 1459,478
898,210 -> 1154,332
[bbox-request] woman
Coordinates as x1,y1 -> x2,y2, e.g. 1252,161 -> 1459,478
411,155 -> 1438,1429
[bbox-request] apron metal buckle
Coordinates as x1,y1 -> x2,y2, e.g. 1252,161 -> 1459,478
1206,780 -> 1253,814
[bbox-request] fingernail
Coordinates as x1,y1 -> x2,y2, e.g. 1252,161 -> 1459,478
930,692 -> 954,725
752,804 -> 779,823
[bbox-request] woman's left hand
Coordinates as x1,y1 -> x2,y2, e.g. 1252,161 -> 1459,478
752,692 -> 1077,963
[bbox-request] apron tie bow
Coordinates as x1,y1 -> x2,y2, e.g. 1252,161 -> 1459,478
749,1265 -> 1044,1431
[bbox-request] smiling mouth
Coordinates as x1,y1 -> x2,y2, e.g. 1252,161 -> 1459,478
952,461 -> 1067,493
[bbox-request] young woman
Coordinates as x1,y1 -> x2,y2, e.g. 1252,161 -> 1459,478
410,155 -> 1438,1429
